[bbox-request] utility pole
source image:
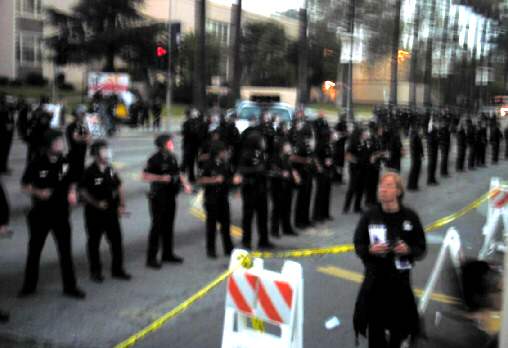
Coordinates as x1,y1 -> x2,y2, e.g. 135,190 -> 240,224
166,0 -> 172,130
297,0 -> 309,106
409,0 -> 421,110
423,0 -> 437,109
389,0 -> 402,107
193,0 -> 206,113
229,0 -> 242,107
342,0 -> 355,121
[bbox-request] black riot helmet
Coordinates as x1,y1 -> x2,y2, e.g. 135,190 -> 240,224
154,133 -> 173,149
90,139 -> 109,157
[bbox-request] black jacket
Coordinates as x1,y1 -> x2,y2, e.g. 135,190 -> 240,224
0,183 -> 9,226
353,205 -> 426,342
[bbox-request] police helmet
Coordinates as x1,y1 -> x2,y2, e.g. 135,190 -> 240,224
155,133 -> 172,149
43,129 -> 63,149
90,139 -> 109,157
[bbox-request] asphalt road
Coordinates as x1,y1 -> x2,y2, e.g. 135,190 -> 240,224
0,126 -> 506,348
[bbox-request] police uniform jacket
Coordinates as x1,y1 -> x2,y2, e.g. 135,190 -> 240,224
80,162 -> 122,213
200,158 -> 233,205
21,154 -> 73,214
144,152 -> 181,196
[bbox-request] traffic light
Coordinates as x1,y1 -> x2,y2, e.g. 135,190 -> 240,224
155,43 -> 168,70
156,46 -> 168,57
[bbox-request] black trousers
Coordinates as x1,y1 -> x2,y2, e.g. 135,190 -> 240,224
68,150 -> 86,182
147,192 -> 176,262
344,165 -> 364,212
364,168 -> 379,207
0,130 -> 13,172
241,184 -> 269,248
505,142 -> 508,159
183,145 -> 198,182
468,145 -> 476,169
313,173 -> 332,221
152,112 -> 161,130
456,146 -> 466,171
85,208 -> 124,275
205,198 -> 233,255
368,325 -> 404,348
21,209 -> 77,292
427,148 -> 439,184
440,146 -> 449,176
476,145 -> 486,166
294,171 -> 313,226
271,181 -> 294,236
407,158 -> 421,190
491,142 -> 500,164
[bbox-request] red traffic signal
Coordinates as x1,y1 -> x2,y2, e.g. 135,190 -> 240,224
156,46 -> 168,57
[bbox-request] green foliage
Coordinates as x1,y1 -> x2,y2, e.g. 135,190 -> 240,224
45,0 -> 165,73
241,21 -> 297,86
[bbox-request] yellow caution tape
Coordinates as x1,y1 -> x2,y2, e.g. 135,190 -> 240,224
251,317 -> 265,332
114,253 -> 252,348
424,189 -> 499,233
113,244 -> 354,348
250,244 -> 355,259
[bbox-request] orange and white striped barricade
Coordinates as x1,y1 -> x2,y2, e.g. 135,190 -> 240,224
479,178 -> 508,260
221,249 -> 303,348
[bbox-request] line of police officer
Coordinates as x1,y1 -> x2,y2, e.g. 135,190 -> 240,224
2,98 -> 508,301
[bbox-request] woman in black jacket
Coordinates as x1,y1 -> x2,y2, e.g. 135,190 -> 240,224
353,172 -> 427,348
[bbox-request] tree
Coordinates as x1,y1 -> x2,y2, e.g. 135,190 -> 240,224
46,0 -> 165,73
241,22 -> 297,86
174,33 -> 221,104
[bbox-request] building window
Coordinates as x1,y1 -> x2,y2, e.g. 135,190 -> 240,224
17,0 -> 42,18
16,32 -> 43,67
206,20 -> 230,46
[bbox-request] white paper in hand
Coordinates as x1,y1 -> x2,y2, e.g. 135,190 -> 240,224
368,224 -> 387,245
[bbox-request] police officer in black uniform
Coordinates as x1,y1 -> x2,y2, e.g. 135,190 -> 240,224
143,134 -> 191,268
476,120 -> 488,167
0,182 -> 11,322
269,139 -> 299,237
292,127 -> 316,229
438,118 -> 451,177
313,127 -> 335,222
489,121 -> 503,164
504,123 -> 508,160
237,131 -> 274,250
407,124 -> 424,191
466,119 -> 477,170
333,120 -> 348,184
182,108 -> 202,182
197,141 -> 236,258
66,105 -> 91,181
19,129 -> 85,299
427,119 -> 440,186
27,100 -> 52,163
80,140 -> 131,282
0,94 -> 15,174
364,123 -> 385,207
344,127 -> 374,214
385,126 -> 403,172
455,119 -> 467,172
